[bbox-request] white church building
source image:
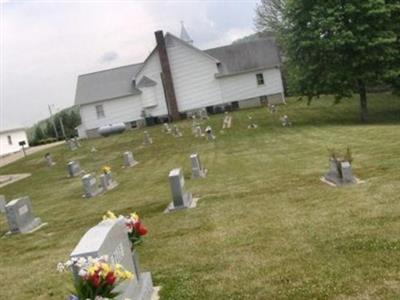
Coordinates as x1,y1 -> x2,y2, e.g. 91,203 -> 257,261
75,25 -> 285,138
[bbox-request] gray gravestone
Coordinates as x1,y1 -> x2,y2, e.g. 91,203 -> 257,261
190,153 -> 206,179
100,172 -> 118,191
324,159 -> 340,185
67,161 -> 82,177
0,195 -> 6,213
123,151 -> 138,168
341,161 -> 355,184
66,139 -> 77,151
44,153 -> 55,167
70,218 -> 154,300
5,196 -> 42,234
81,174 -> 103,198
222,113 -> 232,129
166,168 -> 193,212
143,131 -> 153,145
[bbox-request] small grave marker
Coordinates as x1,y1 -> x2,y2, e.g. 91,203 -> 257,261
281,115 -> 292,127
67,161 -> 83,178
165,168 -> 194,212
205,126 -> 216,141
70,218 -> 154,300
190,153 -> 206,179
163,123 -> 172,134
44,153 -> 56,167
222,112 -> 232,129
195,126 -> 204,138
4,196 -> 45,234
66,139 -> 77,151
143,131 -> 153,145
123,151 -> 138,168
172,125 -> 183,137
100,171 -> 118,191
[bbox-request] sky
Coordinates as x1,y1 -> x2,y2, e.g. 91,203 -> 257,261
0,0 -> 259,130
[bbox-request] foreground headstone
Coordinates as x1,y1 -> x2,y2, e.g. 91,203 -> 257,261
44,153 -> 56,167
5,196 -> 43,234
81,174 -> 103,198
67,161 -> 83,178
165,168 -> 193,212
123,151 -> 138,168
70,218 -> 154,300
100,171 -> 118,191
0,195 -> 6,213
268,104 -> 277,114
190,153 -> 206,179
143,131 -> 153,145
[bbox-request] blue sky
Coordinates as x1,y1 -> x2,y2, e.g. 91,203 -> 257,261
1,0 -> 259,129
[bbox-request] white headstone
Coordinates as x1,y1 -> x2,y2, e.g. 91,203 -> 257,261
70,218 -> 154,300
205,126 -> 215,141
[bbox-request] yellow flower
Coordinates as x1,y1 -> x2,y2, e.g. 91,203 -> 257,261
124,271 -> 133,280
130,212 -> 139,222
103,210 -> 117,220
102,165 -> 111,173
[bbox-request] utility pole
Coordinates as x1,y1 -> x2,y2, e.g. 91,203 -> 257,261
59,116 -> 67,140
48,104 -> 59,140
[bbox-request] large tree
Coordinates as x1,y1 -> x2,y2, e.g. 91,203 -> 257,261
257,0 -> 399,122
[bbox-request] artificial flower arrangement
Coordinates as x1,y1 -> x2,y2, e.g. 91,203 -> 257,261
102,166 -> 111,174
57,256 -> 133,300
103,211 -> 148,249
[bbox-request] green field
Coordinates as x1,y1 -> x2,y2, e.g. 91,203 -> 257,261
1,93 -> 400,300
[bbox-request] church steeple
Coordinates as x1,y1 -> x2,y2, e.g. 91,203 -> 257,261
180,21 -> 193,44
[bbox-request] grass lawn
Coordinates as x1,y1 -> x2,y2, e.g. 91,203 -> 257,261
1,93 -> 400,300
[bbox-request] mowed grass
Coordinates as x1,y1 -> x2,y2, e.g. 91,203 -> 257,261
0,93 -> 400,300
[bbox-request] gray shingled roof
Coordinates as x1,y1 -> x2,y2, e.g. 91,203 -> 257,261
204,38 -> 280,76
75,37 -> 280,106
75,63 -> 143,105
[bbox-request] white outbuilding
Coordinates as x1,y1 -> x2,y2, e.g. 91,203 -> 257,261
75,25 -> 285,138
0,128 -> 29,156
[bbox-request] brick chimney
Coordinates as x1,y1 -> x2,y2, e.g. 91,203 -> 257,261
155,30 -> 180,121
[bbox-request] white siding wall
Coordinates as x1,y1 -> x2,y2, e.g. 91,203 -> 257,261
79,95 -> 143,130
0,130 -> 29,156
166,36 -> 223,111
135,52 -> 168,117
219,68 -> 284,103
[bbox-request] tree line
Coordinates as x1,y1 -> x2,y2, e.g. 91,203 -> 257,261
30,108 -> 81,146
255,0 -> 400,122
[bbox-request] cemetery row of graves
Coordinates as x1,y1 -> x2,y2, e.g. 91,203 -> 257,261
0,94 -> 400,299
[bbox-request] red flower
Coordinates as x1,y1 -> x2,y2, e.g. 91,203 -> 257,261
105,271 -> 117,286
134,221 -> 147,236
88,273 -> 101,288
